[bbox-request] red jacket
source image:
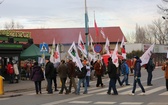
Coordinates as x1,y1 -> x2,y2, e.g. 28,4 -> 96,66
7,64 -> 14,74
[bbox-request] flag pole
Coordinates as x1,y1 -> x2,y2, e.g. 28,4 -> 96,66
85,0 -> 89,59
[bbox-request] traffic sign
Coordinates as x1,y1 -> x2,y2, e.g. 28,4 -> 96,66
40,43 -> 48,53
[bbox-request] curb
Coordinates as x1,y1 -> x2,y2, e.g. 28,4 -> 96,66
0,93 -> 22,98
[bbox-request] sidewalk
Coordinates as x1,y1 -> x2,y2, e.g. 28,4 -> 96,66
0,75 -> 99,98
1,78 -> 48,98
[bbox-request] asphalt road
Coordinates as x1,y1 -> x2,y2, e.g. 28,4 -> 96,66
0,67 -> 167,105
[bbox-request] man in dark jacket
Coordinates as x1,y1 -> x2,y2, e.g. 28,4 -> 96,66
67,59 -> 77,93
45,58 -> 54,94
58,60 -> 69,94
146,57 -> 155,86
107,57 -> 118,95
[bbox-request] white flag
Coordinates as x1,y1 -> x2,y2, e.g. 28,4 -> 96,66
50,39 -> 56,63
54,44 -> 61,63
104,37 -> 110,54
100,28 -> 106,39
140,44 -> 155,66
78,32 -> 87,57
120,37 -> 125,48
111,41 -> 119,67
120,37 -> 126,59
90,35 -> 96,54
68,42 -> 83,70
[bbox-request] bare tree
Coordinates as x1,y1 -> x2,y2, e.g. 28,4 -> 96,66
135,24 -> 148,43
4,20 -> 24,30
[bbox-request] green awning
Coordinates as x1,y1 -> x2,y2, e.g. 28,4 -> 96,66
20,44 -> 50,60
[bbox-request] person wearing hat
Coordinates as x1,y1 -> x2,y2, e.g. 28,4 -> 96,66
129,56 -> 145,95
45,58 -> 54,94
161,58 -> 168,91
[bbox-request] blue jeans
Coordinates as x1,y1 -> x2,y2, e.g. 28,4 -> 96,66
121,74 -> 129,85
132,77 -> 145,93
86,76 -> 90,86
76,77 -> 87,94
108,78 -> 118,94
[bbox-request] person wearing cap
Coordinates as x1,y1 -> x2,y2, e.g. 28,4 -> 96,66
129,56 -> 145,95
161,58 -> 168,91
45,58 -> 54,94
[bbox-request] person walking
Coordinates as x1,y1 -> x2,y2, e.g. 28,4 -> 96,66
57,60 -> 69,94
13,61 -> 19,83
86,61 -> 91,87
130,56 -> 145,95
121,59 -> 130,86
7,62 -> 14,84
76,62 -> 87,95
94,59 -> 104,87
161,58 -> 168,91
45,58 -> 54,94
146,57 -> 155,86
107,57 -> 118,95
66,59 -> 77,93
51,62 -> 59,91
31,62 -> 44,94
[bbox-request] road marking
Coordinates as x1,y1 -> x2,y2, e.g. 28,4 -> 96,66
148,102 -> 168,105
94,102 -> 116,104
159,91 -> 168,95
139,86 -> 165,95
97,86 -> 131,95
41,94 -> 93,105
0,98 -> 10,101
120,102 -> 143,105
120,86 -> 150,95
69,101 -> 92,104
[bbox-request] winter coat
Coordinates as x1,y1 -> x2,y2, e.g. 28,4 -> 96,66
94,62 -> 103,76
13,64 -> 19,75
57,63 -> 68,78
7,64 -> 14,74
31,65 -> 44,81
133,59 -> 142,77
67,61 -> 76,77
107,61 -> 117,78
146,58 -> 155,72
45,61 -> 54,79
161,61 -> 168,79
121,61 -> 129,75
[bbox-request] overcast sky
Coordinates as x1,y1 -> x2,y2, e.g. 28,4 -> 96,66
0,0 -> 164,36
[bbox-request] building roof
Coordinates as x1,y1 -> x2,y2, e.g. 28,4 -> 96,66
14,27 -> 126,45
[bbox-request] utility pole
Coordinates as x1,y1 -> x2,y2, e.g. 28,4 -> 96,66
85,0 -> 89,59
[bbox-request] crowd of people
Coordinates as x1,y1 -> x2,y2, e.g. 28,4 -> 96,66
6,54 -> 168,96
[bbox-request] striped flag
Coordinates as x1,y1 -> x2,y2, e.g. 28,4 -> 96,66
94,19 -> 99,36
100,28 -> 106,39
